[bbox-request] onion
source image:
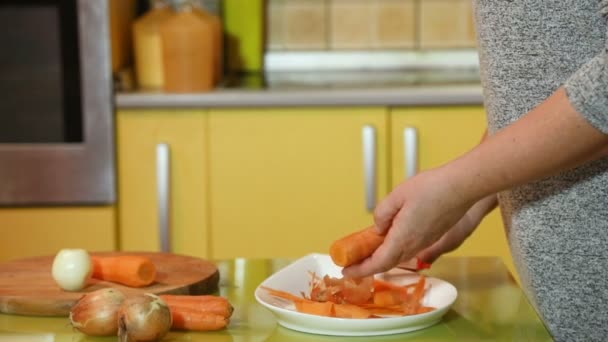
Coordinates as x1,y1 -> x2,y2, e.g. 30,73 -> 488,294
69,288 -> 126,336
118,293 -> 172,342
52,248 -> 93,291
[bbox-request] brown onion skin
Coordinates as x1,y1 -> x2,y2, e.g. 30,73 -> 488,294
118,293 -> 172,342
69,288 -> 126,336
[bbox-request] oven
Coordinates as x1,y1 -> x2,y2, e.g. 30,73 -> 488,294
0,0 -> 115,205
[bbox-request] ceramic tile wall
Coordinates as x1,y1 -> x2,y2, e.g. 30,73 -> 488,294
266,0 -> 476,51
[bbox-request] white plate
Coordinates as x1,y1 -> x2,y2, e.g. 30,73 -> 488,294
254,253 -> 457,336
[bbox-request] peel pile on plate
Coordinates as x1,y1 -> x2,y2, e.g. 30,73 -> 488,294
262,272 -> 435,319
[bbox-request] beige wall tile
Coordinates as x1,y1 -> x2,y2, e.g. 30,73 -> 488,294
283,0 -> 328,50
466,1 -> 477,46
419,0 -> 476,49
373,0 -> 416,49
267,0 -> 286,51
330,0 -> 373,49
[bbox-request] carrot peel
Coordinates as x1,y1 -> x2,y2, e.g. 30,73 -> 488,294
262,273 -> 436,319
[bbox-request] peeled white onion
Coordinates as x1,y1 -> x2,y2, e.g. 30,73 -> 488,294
51,248 -> 92,291
118,293 -> 172,342
70,288 -> 126,336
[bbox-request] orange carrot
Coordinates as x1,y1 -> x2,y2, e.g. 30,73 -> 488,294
329,226 -> 384,267
159,295 -> 234,318
91,255 -> 156,288
295,301 -> 334,317
169,306 -> 229,331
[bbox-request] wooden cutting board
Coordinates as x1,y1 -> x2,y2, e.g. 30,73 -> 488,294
0,252 -> 220,317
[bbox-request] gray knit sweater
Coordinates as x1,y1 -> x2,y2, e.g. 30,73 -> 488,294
473,1 -> 608,341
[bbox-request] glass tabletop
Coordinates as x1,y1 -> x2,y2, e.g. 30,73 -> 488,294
0,256 -> 552,342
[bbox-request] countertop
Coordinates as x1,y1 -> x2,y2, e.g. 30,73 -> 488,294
0,256 -> 552,341
115,69 -> 484,109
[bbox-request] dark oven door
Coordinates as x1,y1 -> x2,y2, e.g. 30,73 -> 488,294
0,0 -> 115,205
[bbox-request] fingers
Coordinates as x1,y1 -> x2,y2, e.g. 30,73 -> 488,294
416,213 -> 475,263
343,208 -> 413,278
373,190 -> 404,234
342,241 -> 405,278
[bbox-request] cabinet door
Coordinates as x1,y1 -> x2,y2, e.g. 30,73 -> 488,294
208,107 -> 388,259
391,107 -> 515,276
0,207 -> 116,261
117,110 -> 210,258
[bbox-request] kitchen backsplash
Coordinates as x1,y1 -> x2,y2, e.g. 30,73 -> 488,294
267,0 -> 476,51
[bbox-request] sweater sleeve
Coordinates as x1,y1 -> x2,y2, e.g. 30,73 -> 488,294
564,1 -> 608,134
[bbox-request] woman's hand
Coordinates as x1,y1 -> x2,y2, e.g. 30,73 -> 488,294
342,167 -> 477,278
416,193 -> 498,263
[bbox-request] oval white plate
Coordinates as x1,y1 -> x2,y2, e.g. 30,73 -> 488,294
254,253 -> 458,336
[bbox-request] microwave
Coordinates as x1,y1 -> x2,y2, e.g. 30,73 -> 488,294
0,0 -> 115,205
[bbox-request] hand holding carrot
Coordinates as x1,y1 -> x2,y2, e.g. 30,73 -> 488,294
329,226 -> 384,267
340,169 -> 476,278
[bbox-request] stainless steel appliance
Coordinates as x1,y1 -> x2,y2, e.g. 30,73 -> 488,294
0,0 -> 115,205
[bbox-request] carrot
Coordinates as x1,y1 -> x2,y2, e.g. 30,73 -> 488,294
91,255 -> 156,288
159,295 -> 233,331
295,301 -> 334,317
329,226 -> 384,267
169,306 -> 229,331
159,295 -> 234,318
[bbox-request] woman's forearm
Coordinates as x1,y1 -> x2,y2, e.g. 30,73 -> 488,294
445,86 -> 608,203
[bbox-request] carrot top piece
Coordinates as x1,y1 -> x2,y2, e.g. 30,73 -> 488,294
91,255 -> 156,288
329,226 -> 384,267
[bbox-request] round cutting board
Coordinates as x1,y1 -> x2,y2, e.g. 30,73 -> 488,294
0,252 -> 220,316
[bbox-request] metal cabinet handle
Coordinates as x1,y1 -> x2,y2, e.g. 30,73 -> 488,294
156,143 -> 171,253
362,125 -> 377,212
404,127 -> 419,179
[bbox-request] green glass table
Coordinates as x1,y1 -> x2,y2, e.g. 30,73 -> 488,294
0,257 -> 553,341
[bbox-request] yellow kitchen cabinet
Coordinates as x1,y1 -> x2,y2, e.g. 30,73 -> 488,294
208,107 -> 389,259
117,110 -> 210,258
390,106 -> 516,277
0,207 -> 116,261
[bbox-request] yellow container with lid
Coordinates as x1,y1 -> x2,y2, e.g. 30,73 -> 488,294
133,0 -> 173,89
